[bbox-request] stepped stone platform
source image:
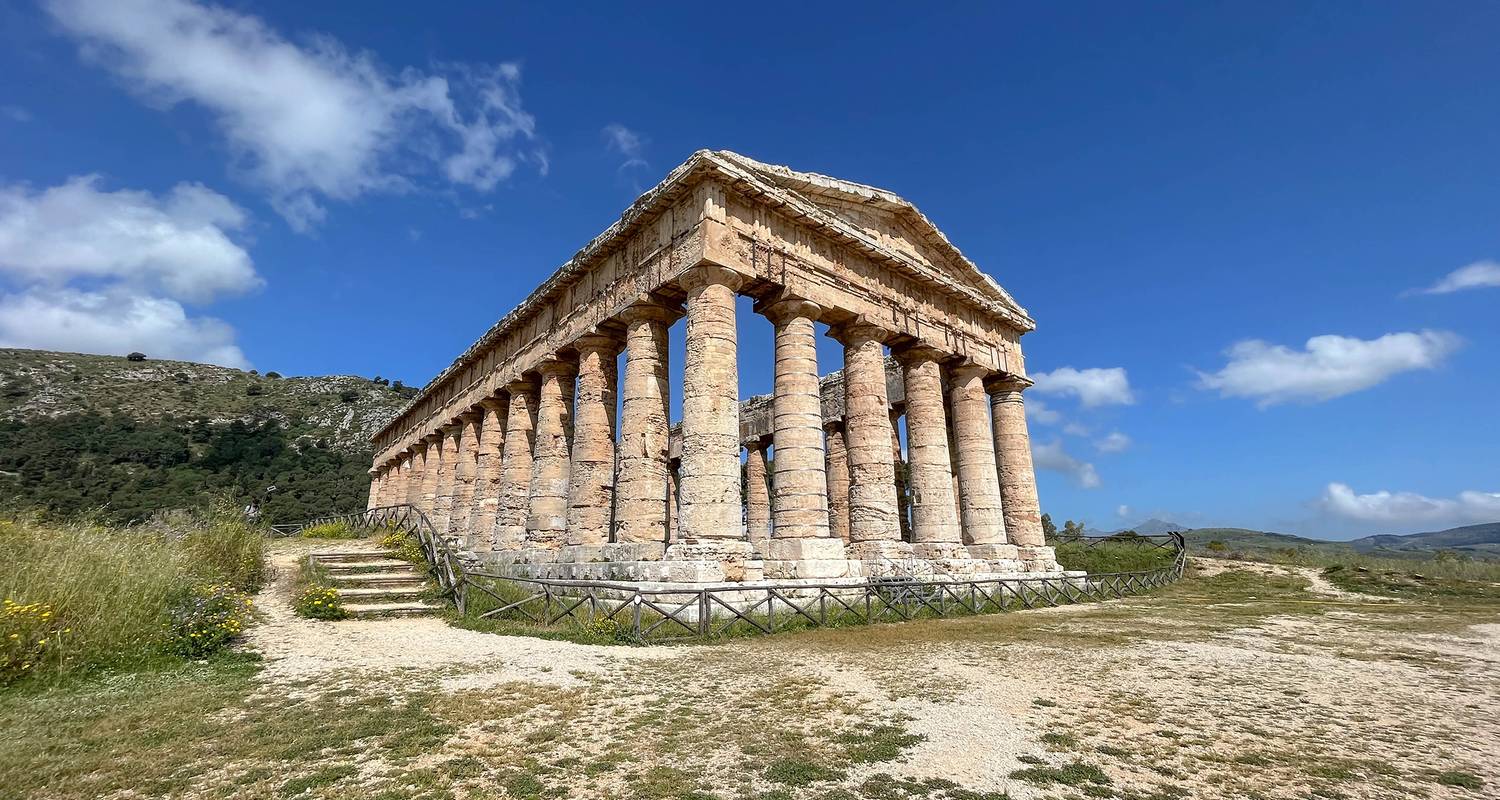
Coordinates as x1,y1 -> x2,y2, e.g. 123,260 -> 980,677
310,549 -> 441,619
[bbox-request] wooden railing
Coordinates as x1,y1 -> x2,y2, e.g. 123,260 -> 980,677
289,507 -> 1188,641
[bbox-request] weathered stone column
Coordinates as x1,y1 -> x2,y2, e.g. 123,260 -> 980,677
419,434 -> 442,518
836,324 -> 906,559
494,379 -> 537,552
432,424 -> 461,539
891,408 -> 912,541
450,411 -> 482,544
824,421 -> 851,544
744,437 -> 772,549
614,301 -> 676,551
405,445 -> 425,508
764,298 -> 831,541
526,360 -> 575,549
567,334 -> 621,548
366,468 -> 381,510
667,459 -> 680,542
949,364 -> 1006,548
671,265 -> 752,578
988,376 -> 1046,548
898,348 -> 964,558
468,395 -> 508,551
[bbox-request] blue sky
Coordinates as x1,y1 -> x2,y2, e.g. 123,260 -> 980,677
1,1 -> 1496,538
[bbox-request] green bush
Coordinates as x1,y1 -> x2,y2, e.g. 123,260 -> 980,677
300,521 -> 359,539
0,509 -> 267,684
1053,540 -> 1177,574
379,526 -> 425,563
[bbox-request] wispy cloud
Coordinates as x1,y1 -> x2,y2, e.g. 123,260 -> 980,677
1094,431 -> 1131,453
1318,482 -> 1500,526
603,123 -> 648,171
45,0 -> 542,232
1031,366 -> 1135,407
1033,440 -> 1100,488
0,105 -> 32,123
1196,330 -> 1461,407
1409,260 -> 1500,296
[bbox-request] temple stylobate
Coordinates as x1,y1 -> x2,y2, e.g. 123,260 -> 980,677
367,151 -> 1060,584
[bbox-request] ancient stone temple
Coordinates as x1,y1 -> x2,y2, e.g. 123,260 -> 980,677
368,151 -> 1059,585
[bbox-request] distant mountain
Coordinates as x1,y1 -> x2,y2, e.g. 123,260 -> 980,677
1350,522 -> 1500,558
1181,523 -> 1500,561
0,348 -> 414,524
1116,518 -> 1190,535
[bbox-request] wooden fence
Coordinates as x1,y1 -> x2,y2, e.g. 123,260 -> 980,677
292,505 -> 1188,641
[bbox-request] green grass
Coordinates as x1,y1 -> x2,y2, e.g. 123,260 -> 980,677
1435,770 -> 1485,790
1053,539 -> 1179,574
1,507 -> 266,683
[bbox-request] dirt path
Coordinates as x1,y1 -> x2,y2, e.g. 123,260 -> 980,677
235,547 -> 1499,800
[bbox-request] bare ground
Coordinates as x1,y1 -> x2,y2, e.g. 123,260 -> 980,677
219,544 -> 1500,800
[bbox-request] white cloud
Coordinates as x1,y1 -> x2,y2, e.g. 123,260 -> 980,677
1033,440 -> 1100,489
1412,260 -> 1500,295
0,176 -> 258,368
1031,366 -> 1135,407
1,105 -> 32,123
1095,431 -> 1131,453
1116,504 -> 1132,518
1318,482 -> 1500,526
0,175 -> 258,303
1062,421 -> 1089,437
0,287 -> 249,368
1196,330 -> 1461,407
1025,397 -> 1061,425
45,0 -> 540,231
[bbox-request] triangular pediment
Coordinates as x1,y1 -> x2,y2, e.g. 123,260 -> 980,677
707,151 -> 1033,328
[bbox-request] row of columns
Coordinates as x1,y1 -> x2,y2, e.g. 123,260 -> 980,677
367,264 -> 1045,561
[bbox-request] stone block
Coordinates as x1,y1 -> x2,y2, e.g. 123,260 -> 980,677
846,539 -> 914,562
909,542 -> 970,561
765,537 -> 848,562
602,541 -> 667,562
763,558 -> 856,580
966,543 -> 1020,561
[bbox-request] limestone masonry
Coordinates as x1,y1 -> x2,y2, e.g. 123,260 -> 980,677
369,151 -> 1059,585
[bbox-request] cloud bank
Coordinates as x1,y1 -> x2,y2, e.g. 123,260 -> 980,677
1411,260 -> 1500,295
0,176 -> 256,367
1318,482 -> 1500,527
1033,440 -> 1101,488
1031,366 -> 1135,407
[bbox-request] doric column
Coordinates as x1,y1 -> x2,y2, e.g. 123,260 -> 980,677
836,323 -> 905,557
469,395 -> 508,551
419,434 -> 442,518
526,360 -> 575,549
450,410 -> 482,544
567,334 -> 621,547
667,459 -> 680,542
744,437 -> 771,548
898,348 -> 963,557
495,379 -> 537,551
405,445 -> 425,508
824,421 -> 851,543
432,424 -> 461,539
891,407 -> 912,541
988,376 -> 1045,547
366,468 -> 381,510
763,297 -> 830,542
675,266 -> 746,546
615,300 -> 676,549
949,364 -> 1006,546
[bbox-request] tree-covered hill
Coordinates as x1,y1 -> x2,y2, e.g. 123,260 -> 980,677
0,348 -> 417,524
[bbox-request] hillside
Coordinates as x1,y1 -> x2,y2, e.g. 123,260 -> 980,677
1184,524 -> 1500,560
1351,522 -> 1500,558
0,348 -> 414,524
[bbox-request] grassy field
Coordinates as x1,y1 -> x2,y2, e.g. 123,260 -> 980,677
2,538 -> 1495,799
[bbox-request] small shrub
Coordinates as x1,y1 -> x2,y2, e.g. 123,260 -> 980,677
126,352 -> 146,362
300,521 -> 359,539
294,586 -> 346,620
264,371 -> 282,379
164,583 -> 254,658
338,389 -> 360,403
1435,771 -> 1484,790
380,526 -> 425,564
580,617 -> 641,645
244,383 -> 264,396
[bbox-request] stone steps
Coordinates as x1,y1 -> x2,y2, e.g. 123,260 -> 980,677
309,551 -> 438,618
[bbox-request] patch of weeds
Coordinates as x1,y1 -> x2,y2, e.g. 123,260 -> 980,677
1435,770 -> 1485,790
280,763 -> 357,796
1009,760 -> 1112,788
838,722 -> 926,763
1095,743 -> 1130,758
1016,754 -> 1046,765
1232,751 -> 1272,766
1304,762 -> 1357,782
1040,731 -> 1079,750
765,758 -> 846,786
1031,698 -> 1058,707
440,755 -> 486,778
